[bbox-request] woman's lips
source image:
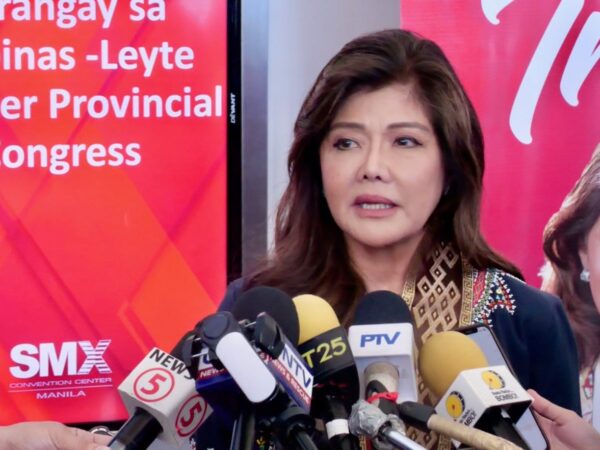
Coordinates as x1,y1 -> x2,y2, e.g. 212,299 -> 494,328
353,194 -> 397,208
353,195 -> 398,215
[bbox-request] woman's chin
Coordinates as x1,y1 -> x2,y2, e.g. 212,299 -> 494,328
345,231 -> 424,252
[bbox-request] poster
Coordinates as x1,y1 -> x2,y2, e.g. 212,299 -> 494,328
402,0 -> 599,283
0,0 -> 228,424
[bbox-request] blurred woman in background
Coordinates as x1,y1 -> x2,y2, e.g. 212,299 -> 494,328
542,144 -> 600,432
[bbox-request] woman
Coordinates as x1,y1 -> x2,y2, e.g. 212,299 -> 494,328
542,144 -> 600,432
220,29 -> 580,449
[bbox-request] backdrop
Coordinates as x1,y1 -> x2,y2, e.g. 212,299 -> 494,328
403,0 -> 599,283
0,0 -> 227,424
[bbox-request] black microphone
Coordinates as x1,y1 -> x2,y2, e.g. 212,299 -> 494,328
107,286 -> 307,450
228,285 -> 302,450
193,286 -> 318,450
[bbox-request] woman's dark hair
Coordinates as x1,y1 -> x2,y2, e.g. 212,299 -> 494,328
249,29 -> 521,322
542,145 -> 600,369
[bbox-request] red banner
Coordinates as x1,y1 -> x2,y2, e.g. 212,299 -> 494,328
402,0 -> 599,283
0,0 -> 227,424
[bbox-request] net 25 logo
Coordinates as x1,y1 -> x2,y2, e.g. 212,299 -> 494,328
9,340 -> 111,378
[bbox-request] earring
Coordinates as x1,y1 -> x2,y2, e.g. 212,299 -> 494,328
580,269 -> 590,282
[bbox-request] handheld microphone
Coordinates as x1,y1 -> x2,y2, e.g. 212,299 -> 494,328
345,294 -> 522,450
349,400 -> 428,450
227,285 -> 302,450
346,291 -> 424,450
109,331 -> 211,450
419,331 -> 532,449
193,286 -> 317,450
396,401 -> 523,450
347,291 -> 418,404
195,287 -> 312,409
293,294 -> 360,450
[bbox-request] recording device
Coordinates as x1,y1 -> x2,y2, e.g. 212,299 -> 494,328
349,400 -> 427,450
418,330 -> 535,449
396,401 -> 523,450
293,294 -> 360,450
345,293 -> 517,450
109,331 -> 211,450
227,285 -> 303,450
346,291 -> 423,450
110,286 -> 314,450
347,291 -> 418,404
459,324 -> 550,450
192,286 -> 317,450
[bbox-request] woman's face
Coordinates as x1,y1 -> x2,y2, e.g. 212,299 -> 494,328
579,215 -> 600,312
319,82 -> 444,252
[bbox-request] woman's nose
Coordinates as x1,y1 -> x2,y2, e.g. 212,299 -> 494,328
360,145 -> 390,181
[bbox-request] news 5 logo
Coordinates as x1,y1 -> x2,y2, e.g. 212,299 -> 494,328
9,340 -> 111,378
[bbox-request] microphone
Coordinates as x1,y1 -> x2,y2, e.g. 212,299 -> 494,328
194,287 -> 307,419
230,286 -> 305,450
230,286 -> 300,344
345,294 -> 523,450
193,286 -> 317,450
349,399 -> 428,450
419,331 -> 532,449
346,291 -> 424,450
396,401 -> 523,450
347,291 -> 418,404
293,294 -> 360,450
350,400 -> 524,450
109,331 -> 211,450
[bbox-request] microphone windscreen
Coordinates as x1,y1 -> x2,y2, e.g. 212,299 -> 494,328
418,331 -> 488,398
230,285 -> 300,345
292,294 -> 340,345
353,290 -> 412,325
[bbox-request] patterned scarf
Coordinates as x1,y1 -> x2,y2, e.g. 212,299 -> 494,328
400,242 -> 516,449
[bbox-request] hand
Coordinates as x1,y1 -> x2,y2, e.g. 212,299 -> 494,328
528,389 -> 600,450
0,421 -> 111,450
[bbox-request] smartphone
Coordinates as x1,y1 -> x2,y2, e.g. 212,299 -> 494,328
458,324 -> 550,450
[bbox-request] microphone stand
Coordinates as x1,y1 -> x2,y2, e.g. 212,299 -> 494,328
230,402 -> 256,450
273,404 -> 318,450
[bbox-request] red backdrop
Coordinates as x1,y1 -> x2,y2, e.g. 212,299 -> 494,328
402,0 -> 599,283
0,1 -> 227,424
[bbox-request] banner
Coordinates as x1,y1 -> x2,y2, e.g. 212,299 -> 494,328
0,0 -> 227,424
402,0 -> 599,283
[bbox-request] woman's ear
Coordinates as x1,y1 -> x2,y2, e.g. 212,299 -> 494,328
579,244 -> 589,271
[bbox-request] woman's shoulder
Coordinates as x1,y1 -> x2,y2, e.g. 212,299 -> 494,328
470,266 -> 564,327
217,277 -> 248,312
470,266 -> 581,414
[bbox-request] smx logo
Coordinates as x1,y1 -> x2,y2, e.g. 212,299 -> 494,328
9,340 -> 112,379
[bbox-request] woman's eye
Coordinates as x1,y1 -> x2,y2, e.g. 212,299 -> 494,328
395,136 -> 421,147
332,138 -> 358,150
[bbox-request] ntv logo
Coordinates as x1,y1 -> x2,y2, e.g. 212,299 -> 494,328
9,340 -> 111,379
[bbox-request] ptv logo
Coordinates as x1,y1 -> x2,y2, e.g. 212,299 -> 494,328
9,340 -> 112,379
359,332 -> 401,347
